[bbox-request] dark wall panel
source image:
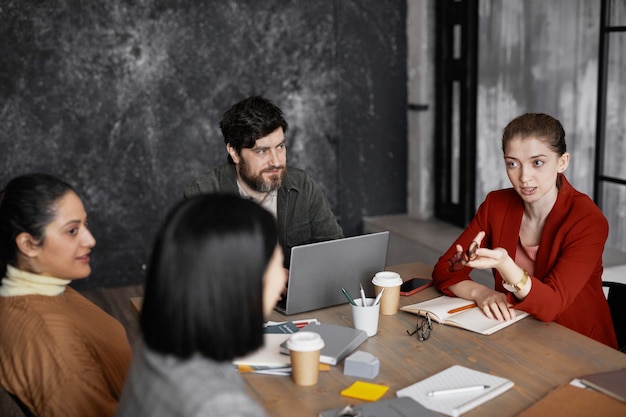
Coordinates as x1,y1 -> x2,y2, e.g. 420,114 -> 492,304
0,0 -> 407,289
337,1 -> 408,235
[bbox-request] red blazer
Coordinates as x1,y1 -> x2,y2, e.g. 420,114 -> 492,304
432,175 -> 618,348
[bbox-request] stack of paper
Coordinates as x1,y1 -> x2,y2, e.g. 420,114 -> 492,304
233,321 -> 302,375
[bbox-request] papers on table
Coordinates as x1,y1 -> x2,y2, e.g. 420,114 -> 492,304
233,319 -> 317,375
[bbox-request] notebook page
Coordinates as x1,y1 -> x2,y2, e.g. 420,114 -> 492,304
233,334 -> 291,367
396,365 -> 514,417
401,296 -> 475,322
447,308 -> 530,335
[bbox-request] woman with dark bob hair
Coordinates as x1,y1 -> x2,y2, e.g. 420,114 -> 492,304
0,173 -> 132,416
116,193 -> 286,416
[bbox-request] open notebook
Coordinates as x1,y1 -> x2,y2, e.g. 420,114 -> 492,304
401,295 -> 529,335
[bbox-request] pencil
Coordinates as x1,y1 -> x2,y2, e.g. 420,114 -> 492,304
447,303 -> 477,314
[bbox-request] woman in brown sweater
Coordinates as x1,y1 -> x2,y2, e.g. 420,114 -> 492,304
0,173 -> 131,417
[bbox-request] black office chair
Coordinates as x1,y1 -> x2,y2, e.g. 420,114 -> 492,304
8,392 -> 37,417
603,281 -> 626,353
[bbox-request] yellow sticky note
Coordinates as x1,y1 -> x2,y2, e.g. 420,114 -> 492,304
340,381 -> 389,402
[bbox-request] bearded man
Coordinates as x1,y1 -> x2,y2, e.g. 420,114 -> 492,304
183,96 -> 343,268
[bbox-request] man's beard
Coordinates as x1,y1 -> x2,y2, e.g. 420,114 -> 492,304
239,158 -> 284,193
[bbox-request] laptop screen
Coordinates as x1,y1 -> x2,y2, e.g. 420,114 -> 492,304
275,231 -> 389,315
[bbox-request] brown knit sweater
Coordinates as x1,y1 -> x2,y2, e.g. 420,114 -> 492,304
0,287 -> 131,417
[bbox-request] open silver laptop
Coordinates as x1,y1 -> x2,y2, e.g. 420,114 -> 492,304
275,231 -> 390,315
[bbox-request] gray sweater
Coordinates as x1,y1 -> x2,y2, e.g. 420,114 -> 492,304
116,343 -> 265,417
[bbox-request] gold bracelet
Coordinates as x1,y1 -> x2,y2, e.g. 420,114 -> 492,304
503,268 -> 530,293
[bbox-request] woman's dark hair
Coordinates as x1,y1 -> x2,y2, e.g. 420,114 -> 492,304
0,173 -> 76,276
502,113 -> 567,156
219,95 -> 289,163
141,193 -> 278,360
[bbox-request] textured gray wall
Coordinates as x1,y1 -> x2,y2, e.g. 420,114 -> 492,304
406,0 -> 625,253
476,0 -> 626,252
0,1 -> 407,288
476,0 -> 599,199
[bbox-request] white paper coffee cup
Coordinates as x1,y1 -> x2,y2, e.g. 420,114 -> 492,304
372,271 -> 403,315
286,332 -> 324,386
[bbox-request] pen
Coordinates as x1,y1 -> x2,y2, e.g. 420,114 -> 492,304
427,385 -> 490,396
341,288 -> 357,306
292,319 -> 319,329
360,283 -> 367,307
373,287 -> 385,306
447,303 -> 477,314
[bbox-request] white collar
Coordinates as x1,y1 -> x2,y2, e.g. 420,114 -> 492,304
0,265 -> 71,297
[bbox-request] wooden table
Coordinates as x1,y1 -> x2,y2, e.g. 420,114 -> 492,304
130,262 -> 626,416
243,262 -> 626,417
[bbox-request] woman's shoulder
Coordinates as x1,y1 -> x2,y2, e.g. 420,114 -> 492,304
124,348 -> 264,416
0,294 -> 86,366
0,293 -> 72,326
558,178 -> 607,221
0,289 -> 117,342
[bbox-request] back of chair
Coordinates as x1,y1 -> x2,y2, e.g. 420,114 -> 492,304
8,393 -> 37,417
603,281 -> 626,353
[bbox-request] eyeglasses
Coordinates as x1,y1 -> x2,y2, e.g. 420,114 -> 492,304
406,312 -> 432,341
448,240 -> 479,272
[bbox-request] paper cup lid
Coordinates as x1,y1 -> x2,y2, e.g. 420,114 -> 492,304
286,331 -> 325,352
371,271 -> 403,287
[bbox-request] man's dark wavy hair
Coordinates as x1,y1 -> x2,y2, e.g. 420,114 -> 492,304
219,95 -> 288,163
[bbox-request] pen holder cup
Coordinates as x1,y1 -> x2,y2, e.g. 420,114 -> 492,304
350,298 -> 380,337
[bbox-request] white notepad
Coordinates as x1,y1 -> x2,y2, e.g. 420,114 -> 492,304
396,365 -> 514,417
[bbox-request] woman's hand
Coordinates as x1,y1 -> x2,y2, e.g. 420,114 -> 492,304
460,231 -> 510,271
449,279 -> 517,321
460,231 -> 531,301
471,285 -> 517,321
466,247 -> 509,270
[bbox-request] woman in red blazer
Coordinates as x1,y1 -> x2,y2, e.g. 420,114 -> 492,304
432,113 -> 618,349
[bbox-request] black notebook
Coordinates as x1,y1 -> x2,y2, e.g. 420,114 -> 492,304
279,322 -> 367,366
319,397 -> 436,417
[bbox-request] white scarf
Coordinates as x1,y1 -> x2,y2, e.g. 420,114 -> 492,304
0,265 -> 71,297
